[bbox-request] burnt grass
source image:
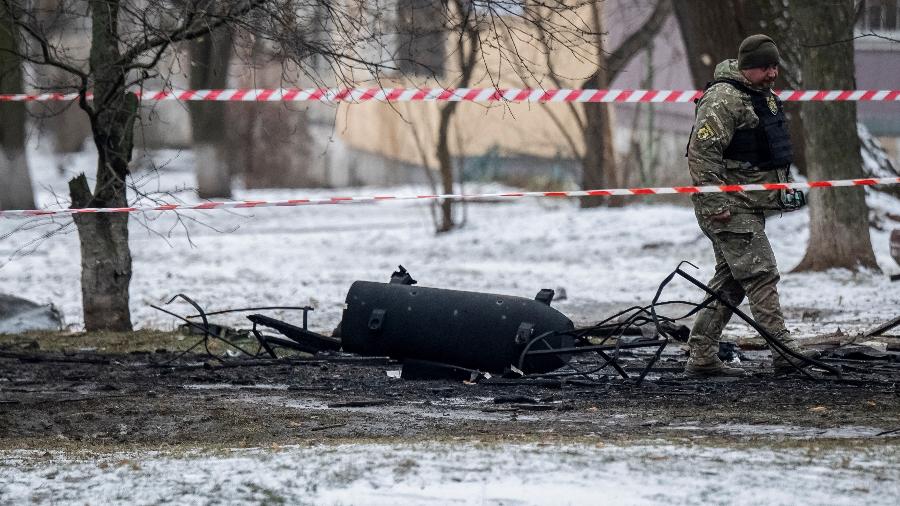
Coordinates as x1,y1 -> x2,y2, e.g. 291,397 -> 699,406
1,331 -> 899,451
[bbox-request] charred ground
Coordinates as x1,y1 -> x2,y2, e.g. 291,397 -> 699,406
1,330 -> 898,451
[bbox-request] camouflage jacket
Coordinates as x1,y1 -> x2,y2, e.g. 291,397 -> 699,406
687,59 -> 793,216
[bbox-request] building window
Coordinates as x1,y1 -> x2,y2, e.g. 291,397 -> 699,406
857,0 -> 900,32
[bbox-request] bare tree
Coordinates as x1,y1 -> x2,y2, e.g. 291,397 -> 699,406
5,0 -> 609,329
532,0 -> 672,208
780,0 -> 879,271
395,1 -> 608,231
434,0 -> 478,233
2,0 -> 404,330
0,1 -> 34,210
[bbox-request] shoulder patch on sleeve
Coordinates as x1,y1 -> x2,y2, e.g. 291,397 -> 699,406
696,122 -> 715,141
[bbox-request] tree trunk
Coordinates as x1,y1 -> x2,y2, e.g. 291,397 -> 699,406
227,35 -> 316,190
436,101 -> 456,233
672,0 -> 742,85
0,2 -> 35,210
236,103 -> 316,189
68,0 -> 137,330
580,101 -> 617,208
747,0 -> 813,175
675,0 -> 805,88
789,0 -> 878,272
433,0 -> 477,233
189,26 -> 233,198
70,174 -> 132,331
579,3 -> 619,209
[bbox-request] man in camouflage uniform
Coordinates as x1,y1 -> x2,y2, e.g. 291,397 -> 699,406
685,34 -> 814,377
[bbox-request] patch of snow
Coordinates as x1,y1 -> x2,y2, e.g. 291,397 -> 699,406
2,147 -> 899,337
859,122 -> 898,179
664,423 -> 888,439
182,383 -> 291,391
1,441 -> 898,505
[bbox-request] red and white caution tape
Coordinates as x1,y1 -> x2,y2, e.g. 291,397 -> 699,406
3,177 -> 898,219
2,88 -> 900,103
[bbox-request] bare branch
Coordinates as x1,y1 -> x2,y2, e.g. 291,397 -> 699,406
802,31 -> 900,47
119,0 -> 266,68
606,0 -> 672,83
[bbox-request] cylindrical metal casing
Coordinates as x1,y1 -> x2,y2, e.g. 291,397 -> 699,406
340,281 -> 574,373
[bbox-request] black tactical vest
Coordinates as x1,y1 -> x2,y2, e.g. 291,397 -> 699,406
707,78 -> 793,169
688,78 -> 793,170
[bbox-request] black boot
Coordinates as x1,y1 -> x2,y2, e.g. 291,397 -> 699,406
773,349 -> 821,374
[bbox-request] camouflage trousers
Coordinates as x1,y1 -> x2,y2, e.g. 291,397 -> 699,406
688,211 -> 794,365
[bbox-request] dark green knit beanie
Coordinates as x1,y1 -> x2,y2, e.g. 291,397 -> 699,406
738,34 -> 780,69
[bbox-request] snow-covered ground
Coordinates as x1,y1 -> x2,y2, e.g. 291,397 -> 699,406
1,147 -> 898,335
2,441 -> 898,505
3,146 -> 900,505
